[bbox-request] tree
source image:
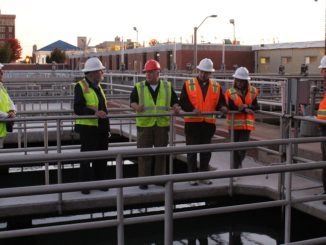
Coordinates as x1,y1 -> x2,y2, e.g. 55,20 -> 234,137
6,38 -> 22,62
0,42 -> 12,63
47,48 -> 66,63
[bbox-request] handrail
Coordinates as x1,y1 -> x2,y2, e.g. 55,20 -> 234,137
0,137 -> 325,244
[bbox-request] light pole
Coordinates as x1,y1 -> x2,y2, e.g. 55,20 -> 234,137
193,15 -> 217,69
133,26 -> 138,48
229,19 -> 236,44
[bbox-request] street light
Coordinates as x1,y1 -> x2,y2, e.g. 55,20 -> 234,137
193,14 -> 217,69
229,19 -> 236,44
133,27 -> 138,48
314,0 -> 326,54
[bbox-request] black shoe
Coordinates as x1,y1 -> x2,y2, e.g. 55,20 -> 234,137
323,200 -> 326,205
99,188 -> 109,192
81,190 -> 90,195
139,184 -> 148,190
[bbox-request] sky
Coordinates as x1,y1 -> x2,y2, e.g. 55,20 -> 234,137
1,0 -> 325,59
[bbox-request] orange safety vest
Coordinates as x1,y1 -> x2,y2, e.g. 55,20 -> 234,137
184,78 -> 221,124
317,94 -> 326,120
225,86 -> 258,131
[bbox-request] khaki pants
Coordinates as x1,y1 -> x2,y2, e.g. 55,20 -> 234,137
137,126 -> 169,176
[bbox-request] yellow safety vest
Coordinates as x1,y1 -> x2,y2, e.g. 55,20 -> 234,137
0,84 -> 11,138
75,79 -> 107,127
135,80 -> 171,127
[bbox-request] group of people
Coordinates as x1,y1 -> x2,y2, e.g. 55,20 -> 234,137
1,55 -> 326,201
130,57 -> 258,188
71,56 -> 259,193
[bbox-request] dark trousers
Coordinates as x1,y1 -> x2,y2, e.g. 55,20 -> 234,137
185,122 -> 216,172
78,125 -> 109,182
137,126 -> 169,176
232,130 -> 251,169
320,127 -> 326,193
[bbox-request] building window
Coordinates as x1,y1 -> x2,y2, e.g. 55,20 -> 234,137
305,56 -> 317,64
260,57 -> 270,64
281,56 -> 292,64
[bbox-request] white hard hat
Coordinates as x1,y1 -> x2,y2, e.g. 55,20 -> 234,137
196,58 -> 215,72
82,57 -> 105,72
318,55 -> 326,69
233,67 -> 251,80
0,63 -> 4,70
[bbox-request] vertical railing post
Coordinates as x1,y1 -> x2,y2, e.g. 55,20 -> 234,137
164,180 -> 173,245
56,119 -> 63,214
284,141 -> 293,244
44,120 -> 49,185
116,154 -> 125,245
168,114 -> 175,174
229,112 -> 235,197
23,120 -> 27,155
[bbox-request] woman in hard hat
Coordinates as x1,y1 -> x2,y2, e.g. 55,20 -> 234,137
130,59 -> 180,190
225,67 -> 259,170
316,55 -> 326,204
0,63 -> 16,149
179,58 -> 228,186
74,57 -> 110,194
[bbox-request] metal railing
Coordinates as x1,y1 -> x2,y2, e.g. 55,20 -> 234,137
0,136 -> 325,244
0,111 -> 326,244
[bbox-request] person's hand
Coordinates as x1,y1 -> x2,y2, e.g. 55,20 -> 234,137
239,104 -> 248,112
135,104 -> 144,112
244,108 -> 254,114
193,109 -> 201,115
220,106 -> 228,115
172,104 -> 181,114
7,110 -> 16,118
95,110 -> 107,119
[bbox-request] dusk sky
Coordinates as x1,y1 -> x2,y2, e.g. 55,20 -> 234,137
1,0 -> 325,58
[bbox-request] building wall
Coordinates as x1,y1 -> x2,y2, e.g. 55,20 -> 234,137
68,41 -> 324,75
0,14 -> 15,39
254,42 -> 324,75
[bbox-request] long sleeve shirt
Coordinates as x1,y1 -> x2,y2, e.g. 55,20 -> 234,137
0,83 -> 16,119
179,77 -> 226,112
74,78 -> 109,131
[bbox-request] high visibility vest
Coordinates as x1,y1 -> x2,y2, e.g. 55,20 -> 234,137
75,79 -> 107,127
184,78 -> 221,124
0,83 -> 11,138
317,95 -> 326,120
135,80 -> 171,127
225,86 -> 258,131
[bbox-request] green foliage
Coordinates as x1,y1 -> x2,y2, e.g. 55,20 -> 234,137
0,42 -> 12,63
47,48 -> 66,63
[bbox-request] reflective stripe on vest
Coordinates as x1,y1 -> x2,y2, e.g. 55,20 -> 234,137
135,80 -> 171,127
184,78 -> 221,124
75,79 -> 107,127
226,86 -> 258,131
0,84 -> 11,138
317,96 -> 326,120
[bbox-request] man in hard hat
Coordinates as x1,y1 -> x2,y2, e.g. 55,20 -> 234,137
0,63 -> 16,150
130,59 -> 180,190
316,55 -> 326,204
179,58 -> 228,186
225,67 -> 259,170
74,57 -> 110,194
